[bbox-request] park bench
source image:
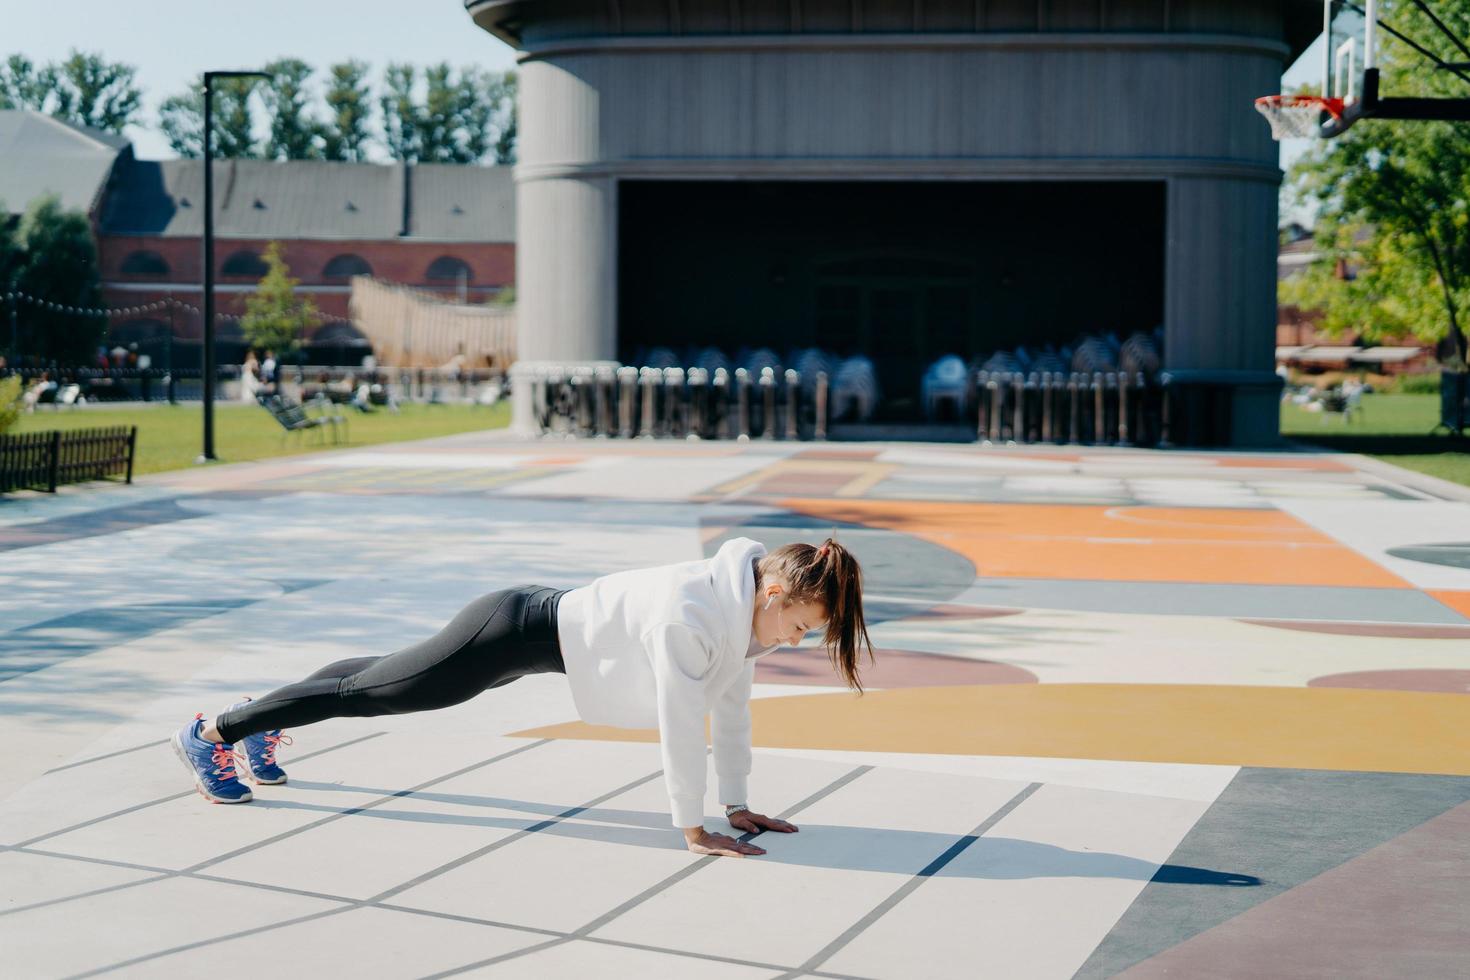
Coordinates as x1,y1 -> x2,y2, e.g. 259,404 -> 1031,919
257,393 -> 348,445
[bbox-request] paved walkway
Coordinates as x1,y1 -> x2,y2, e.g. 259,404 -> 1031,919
3,433 -> 1468,978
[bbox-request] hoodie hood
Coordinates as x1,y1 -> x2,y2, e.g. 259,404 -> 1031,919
707,536 -> 767,658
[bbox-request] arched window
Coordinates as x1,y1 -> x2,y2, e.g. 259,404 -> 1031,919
120,250 -> 170,277
425,255 -> 472,282
221,250 -> 268,277
322,254 -> 373,279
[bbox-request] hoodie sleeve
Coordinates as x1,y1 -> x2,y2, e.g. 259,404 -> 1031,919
711,660 -> 754,806
645,621 -> 714,829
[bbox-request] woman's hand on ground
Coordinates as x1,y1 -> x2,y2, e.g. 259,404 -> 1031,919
727,809 -> 799,835
683,827 -> 767,857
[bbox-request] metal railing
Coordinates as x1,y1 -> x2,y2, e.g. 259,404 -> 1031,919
973,370 -> 1165,447
497,361 -> 1262,447
522,363 -> 830,442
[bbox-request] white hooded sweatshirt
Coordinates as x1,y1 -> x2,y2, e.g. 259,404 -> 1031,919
555,537 -> 772,828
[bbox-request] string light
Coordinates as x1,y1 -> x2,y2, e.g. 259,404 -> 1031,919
4,290 -> 356,326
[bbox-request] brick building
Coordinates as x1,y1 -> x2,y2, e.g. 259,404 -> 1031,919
1,109 -> 515,362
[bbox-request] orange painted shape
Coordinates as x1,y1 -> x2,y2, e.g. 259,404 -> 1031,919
513,683 -> 1470,777
1213,456 -> 1354,472
777,498 -> 1409,588
1428,591 -> 1470,620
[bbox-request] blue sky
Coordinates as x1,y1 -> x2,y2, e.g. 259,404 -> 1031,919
5,0 -> 518,160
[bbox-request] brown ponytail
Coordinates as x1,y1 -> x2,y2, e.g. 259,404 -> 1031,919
757,538 -> 875,694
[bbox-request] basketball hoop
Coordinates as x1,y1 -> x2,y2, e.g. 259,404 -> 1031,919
1254,95 -> 1346,140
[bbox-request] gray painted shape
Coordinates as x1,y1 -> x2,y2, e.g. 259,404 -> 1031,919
0,600 -> 255,682
704,514 -> 978,619
1072,768 -> 1470,979
1387,543 -> 1470,571
955,578 -> 1470,625
0,496 -> 202,552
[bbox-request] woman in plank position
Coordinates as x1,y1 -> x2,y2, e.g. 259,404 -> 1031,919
173,537 -> 872,858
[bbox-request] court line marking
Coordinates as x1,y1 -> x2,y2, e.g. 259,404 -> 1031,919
43,739 -> 170,775
58,760 -> 874,980
421,765 -> 876,978
772,781 -> 1045,980
5,845 -> 870,980
7,731 -> 388,851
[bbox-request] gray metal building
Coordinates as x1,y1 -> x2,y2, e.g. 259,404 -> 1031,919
467,0 -> 1320,444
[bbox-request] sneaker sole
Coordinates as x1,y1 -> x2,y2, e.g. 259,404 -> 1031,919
171,730 -> 253,804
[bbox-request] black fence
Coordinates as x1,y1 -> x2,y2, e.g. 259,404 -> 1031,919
0,426 -> 137,493
2,365 -> 507,406
4,367 -> 204,403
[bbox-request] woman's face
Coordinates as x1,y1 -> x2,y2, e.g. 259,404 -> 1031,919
752,583 -> 828,649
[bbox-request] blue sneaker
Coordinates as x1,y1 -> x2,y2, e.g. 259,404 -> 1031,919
171,713 -> 252,804
224,697 -> 291,785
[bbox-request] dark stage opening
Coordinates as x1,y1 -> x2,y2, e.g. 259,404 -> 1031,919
618,180 -> 1165,420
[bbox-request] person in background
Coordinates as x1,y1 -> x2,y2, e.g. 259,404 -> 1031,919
240,350 -> 261,403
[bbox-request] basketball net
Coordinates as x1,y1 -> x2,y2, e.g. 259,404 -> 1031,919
1254,95 -> 1345,140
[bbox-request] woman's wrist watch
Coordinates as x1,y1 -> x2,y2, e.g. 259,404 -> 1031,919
724,803 -> 749,816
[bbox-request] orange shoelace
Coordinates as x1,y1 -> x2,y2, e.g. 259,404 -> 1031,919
258,733 -> 293,766
210,744 -> 239,779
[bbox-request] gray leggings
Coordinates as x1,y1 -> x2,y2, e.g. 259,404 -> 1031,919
217,586 -> 567,743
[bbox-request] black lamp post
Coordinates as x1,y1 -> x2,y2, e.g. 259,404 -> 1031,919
198,69 -> 270,464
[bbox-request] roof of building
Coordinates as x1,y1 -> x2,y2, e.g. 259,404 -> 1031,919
0,109 -> 130,217
467,0 -> 1325,57
99,157 -> 515,243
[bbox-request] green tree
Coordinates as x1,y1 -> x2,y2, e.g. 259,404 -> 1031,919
490,70 -> 517,166
158,77 -> 261,158
12,195 -> 104,364
380,63 -> 420,162
1283,1 -> 1470,371
241,242 -> 316,354
261,58 -> 323,160
1,199 -> 21,360
50,51 -> 142,133
1,51 -> 140,133
323,60 -> 372,162
0,375 -> 23,434
0,55 -> 54,111
215,76 -> 261,158
158,89 -> 205,157
459,68 -> 518,165
383,64 -> 516,165
0,198 -> 22,289
420,63 -> 463,163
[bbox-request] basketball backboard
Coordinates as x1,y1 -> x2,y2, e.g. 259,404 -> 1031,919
1325,0 -> 1372,106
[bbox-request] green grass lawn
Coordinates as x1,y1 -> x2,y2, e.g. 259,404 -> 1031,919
1281,392 -> 1470,489
11,401 -> 511,476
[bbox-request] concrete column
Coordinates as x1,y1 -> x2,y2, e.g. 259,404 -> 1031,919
515,174 -> 618,363
1165,175 -> 1284,446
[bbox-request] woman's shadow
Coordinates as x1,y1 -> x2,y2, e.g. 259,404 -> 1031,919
270,781 -> 1259,886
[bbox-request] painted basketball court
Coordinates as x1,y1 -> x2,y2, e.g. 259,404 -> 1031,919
2,431 -> 1467,977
